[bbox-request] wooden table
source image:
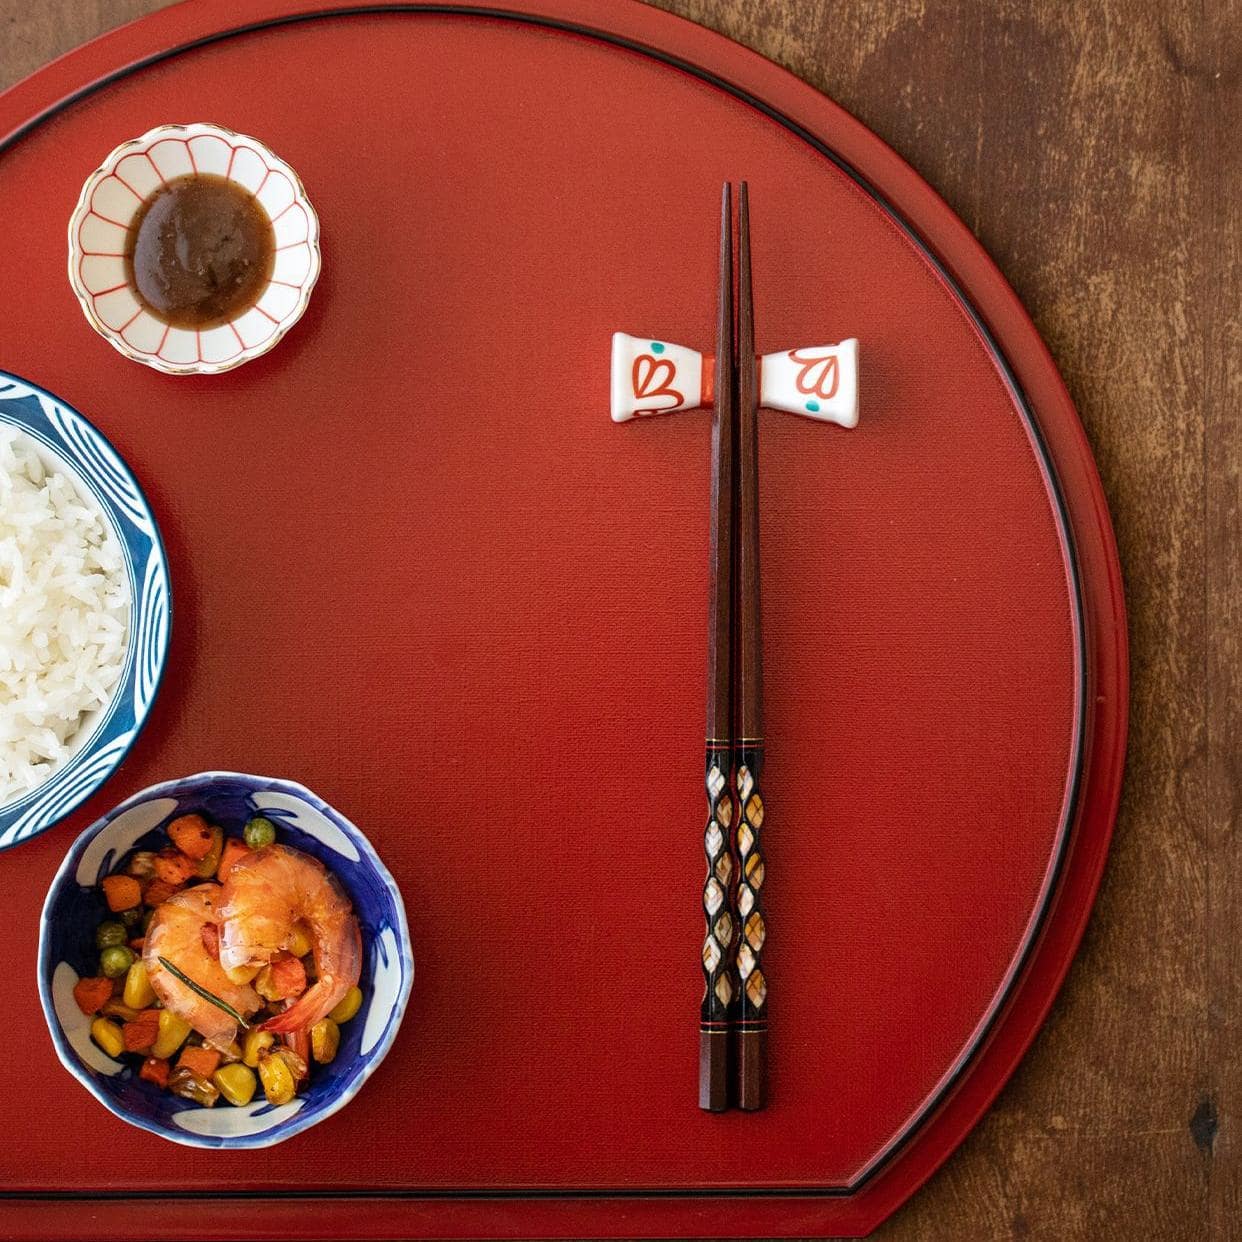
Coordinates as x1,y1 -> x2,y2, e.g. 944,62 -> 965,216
0,2 -> 1234,1238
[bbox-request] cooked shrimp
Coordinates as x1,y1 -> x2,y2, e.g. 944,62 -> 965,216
144,884 -> 261,1051
219,843 -> 361,1034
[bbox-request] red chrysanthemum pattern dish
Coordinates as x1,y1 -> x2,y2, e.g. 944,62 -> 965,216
67,122 -> 320,375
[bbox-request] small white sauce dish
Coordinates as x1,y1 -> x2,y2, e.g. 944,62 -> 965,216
67,122 -> 321,375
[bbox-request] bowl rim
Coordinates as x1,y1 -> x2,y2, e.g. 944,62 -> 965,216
66,121 -> 322,377
0,369 -> 171,847
37,770 -> 415,1149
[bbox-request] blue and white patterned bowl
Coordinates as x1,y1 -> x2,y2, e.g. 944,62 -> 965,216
0,371 -> 170,849
38,771 -> 414,1148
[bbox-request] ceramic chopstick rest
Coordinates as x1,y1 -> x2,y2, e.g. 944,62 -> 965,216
757,340 -> 859,428
610,333 -> 859,427
610,333 -> 712,421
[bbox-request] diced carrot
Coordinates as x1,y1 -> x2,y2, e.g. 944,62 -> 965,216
122,1010 -> 160,1053
268,954 -> 308,1000
128,937 -> 145,953
72,976 -> 113,1015
139,1056 -> 170,1089
177,1045 -> 221,1078
153,849 -> 195,886
200,923 -> 220,960
141,877 -> 179,907
216,837 -> 251,881
101,874 -> 141,912
167,814 -> 216,860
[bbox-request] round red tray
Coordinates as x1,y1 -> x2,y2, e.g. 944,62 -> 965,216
0,1 -> 1126,1237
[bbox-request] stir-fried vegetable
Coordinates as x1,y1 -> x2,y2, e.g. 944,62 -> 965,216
123,960 -> 156,1009
255,954 -> 307,1002
286,920 -> 313,959
101,998 -> 142,1022
193,825 -> 225,879
140,1056 -> 170,1088
168,814 -> 216,860
213,1063 -> 257,1107
94,921 -> 127,949
257,1050 -> 296,1106
151,1010 -> 192,1059
73,977 -> 113,1015
222,960 -> 261,986
310,1018 -> 340,1064
153,849 -> 195,886
329,986 -> 363,1025
243,816 -> 277,850
178,1044 -> 221,1079
141,878 -> 178,907
168,1066 -> 219,1107
90,1018 -> 125,1058
100,945 -> 134,978
100,875 -> 140,912
242,1029 -> 275,1067
126,851 -> 156,880
121,1010 -> 160,1053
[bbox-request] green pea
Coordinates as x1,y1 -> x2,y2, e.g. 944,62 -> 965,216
118,907 -> 143,929
243,816 -> 277,850
95,921 -> 128,950
100,945 -> 135,978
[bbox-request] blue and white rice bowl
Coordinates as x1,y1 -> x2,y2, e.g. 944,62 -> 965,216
38,771 -> 414,1148
0,371 -> 170,848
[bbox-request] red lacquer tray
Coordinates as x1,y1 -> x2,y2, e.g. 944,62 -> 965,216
0,2 -> 1126,1237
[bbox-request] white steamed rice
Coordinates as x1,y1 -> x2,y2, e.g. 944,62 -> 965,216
0,425 -> 129,804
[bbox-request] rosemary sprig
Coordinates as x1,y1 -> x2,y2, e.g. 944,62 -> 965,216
157,955 -> 250,1030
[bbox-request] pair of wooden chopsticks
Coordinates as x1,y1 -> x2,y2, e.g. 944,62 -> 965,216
700,181 -> 767,1113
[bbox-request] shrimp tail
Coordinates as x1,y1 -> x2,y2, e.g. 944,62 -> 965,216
260,977 -> 339,1034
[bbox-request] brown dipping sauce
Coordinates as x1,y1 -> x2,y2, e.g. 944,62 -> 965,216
125,174 -> 275,329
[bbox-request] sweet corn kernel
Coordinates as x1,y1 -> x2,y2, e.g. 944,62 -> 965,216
151,1009 -> 192,1059
310,1018 -> 340,1064
90,1018 -> 125,1058
273,1045 -> 308,1083
328,986 -> 363,1024
254,964 -> 282,1002
213,1063 -> 258,1107
242,1028 -> 275,1067
223,961 -> 261,986
122,960 -> 156,1010
257,1052 -> 296,1106
286,921 -> 314,959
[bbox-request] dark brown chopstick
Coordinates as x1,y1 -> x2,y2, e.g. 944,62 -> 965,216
699,182 -> 737,1113
733,181 -> 768,1111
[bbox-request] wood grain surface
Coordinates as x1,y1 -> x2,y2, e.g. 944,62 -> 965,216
0,1 -> 1235,1238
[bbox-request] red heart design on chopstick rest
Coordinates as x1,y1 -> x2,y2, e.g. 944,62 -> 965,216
632,354 -> 684,409
789,348 -> 840,400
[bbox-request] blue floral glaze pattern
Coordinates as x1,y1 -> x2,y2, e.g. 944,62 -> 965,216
0,372 -> 170,848
38,772 -> 414,1148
